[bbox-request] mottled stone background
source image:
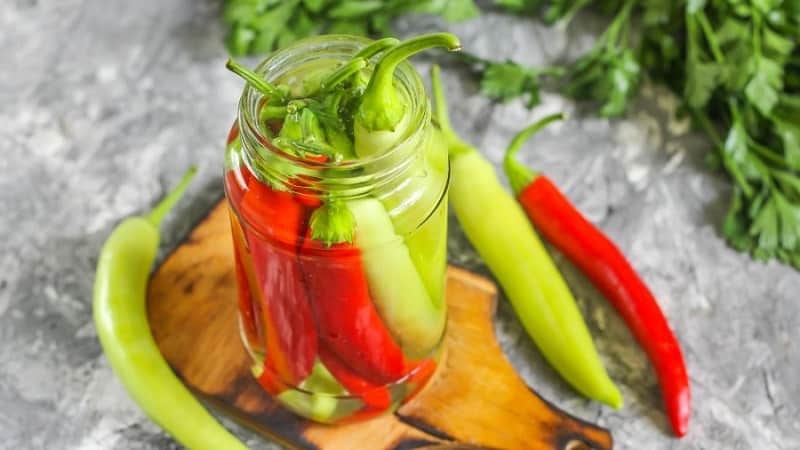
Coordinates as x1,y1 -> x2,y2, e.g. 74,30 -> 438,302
1,1 -> 799,449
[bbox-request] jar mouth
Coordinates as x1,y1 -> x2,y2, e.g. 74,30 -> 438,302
237,35 -> 431,199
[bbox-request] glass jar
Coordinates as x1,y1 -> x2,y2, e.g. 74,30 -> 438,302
223,35 -> 449,423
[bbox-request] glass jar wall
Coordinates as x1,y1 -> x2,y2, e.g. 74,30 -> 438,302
223,35 -> 449,423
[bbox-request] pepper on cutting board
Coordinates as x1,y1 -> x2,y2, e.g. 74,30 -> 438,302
504,119 -> 691,437
430,65 -> 623,409
93,168 -> 248,449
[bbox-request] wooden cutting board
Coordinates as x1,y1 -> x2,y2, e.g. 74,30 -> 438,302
147,200 -> 613,450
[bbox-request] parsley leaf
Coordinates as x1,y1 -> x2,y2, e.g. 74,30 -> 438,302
494,0 -> 541,13
776,121 -> 800,170
479,61 -> 541,106
745,58 -> 783,116
685,61 -> 720,109
562,0 -> 641,117
221,0 -> 478,56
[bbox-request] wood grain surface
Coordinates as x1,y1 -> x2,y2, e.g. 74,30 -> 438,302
147,201 -> 613,450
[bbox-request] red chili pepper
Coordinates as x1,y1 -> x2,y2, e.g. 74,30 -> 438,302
299,220 -> 408,385
235,175 -> 318,385
231,226 -> 260,348
225,156 -> 261,349
251,363 -> 286,397
333,405 -> 386,424
402,358 -> 437,403
504,115 -> 690,437
318,345 -> 392,410
227,122 -> 240,146
228,209 -> 287,391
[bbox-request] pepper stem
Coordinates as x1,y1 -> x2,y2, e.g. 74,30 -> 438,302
260,105 -> 288,122
319,57 -> 368,92
146,166 -> 197,227
358,33 -> 461,132
503,113 -> 565,196
354,37 -> 400,60
430,65 -> 472,157
310,200 -> 356,246
226,59 -> 287,103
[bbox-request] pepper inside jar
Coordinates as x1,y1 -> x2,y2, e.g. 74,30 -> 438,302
223,34 -> 459,423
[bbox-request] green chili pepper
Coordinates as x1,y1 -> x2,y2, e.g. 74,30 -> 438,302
93,167 -> 249,449
430,66 -> 623,409
347,197 -> 446,357
354,37 -> 399,60
354,32 -> 461,156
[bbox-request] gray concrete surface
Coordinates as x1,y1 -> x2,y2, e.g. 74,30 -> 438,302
1,1 -> 799,449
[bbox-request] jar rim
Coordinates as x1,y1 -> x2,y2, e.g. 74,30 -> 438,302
236,34 -> 431,198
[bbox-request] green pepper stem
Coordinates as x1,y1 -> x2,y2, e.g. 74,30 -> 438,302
300,108 -> 325,143
319,58 -> 368,92
226,59 -> 287,103
260,105 -> 288,122
310,200 -> 356,246
358,33 -> 461,132
503,114 -> 565,195
147,166 -> 197,227
430,64 -> 472,157
354,37 -> 400,60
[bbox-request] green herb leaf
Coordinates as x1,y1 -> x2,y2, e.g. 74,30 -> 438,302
685,61 -> 720,109
370,13 -> 393,36
776,121 -> 800,169
329,1 -> 384,18
750,196 -> 779,252
327,19 -> 369,35
303,0 -> 328,13
494,0 -> 540,13
479,61 -> 539,104
745,58 -> 783,116
775,193 -> 800,250
763,26 -> 795,56
715,17 -> 749,46
723,188 -> 752,251
225,25 -> 256,57
687,0 -> 706,14
601,49 -> 641,117
441,0 -> 481,22
753,0 -> 782,15
411,0 -> 480,21
724,115 -> 749,166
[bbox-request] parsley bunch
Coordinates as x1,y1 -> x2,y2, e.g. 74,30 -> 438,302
470,0 -> 800,269
222,0 -> 479,56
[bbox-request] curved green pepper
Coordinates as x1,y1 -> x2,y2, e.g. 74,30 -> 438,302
93,168 -> 250,448
431,66 -> 623,409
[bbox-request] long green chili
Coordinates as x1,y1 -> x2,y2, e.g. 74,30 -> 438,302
430,66 -> 623,409
93,167 -> 248,449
